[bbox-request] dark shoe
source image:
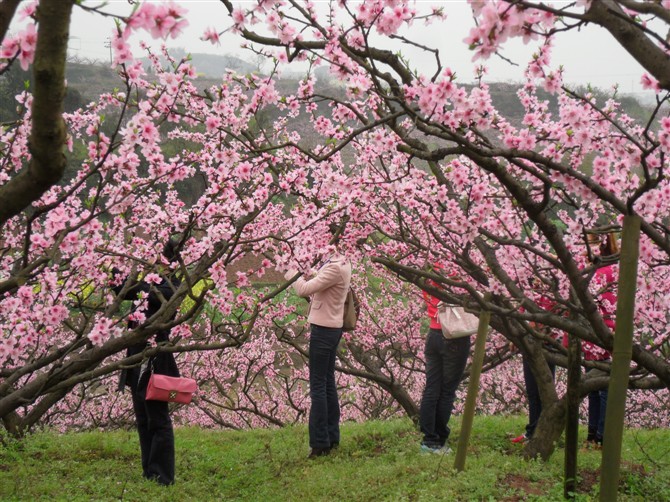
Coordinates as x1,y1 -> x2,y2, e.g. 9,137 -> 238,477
308,447 -> 331,459
146,474 -> 173,486
330,442 -> 339,450
584,438 -> 601,450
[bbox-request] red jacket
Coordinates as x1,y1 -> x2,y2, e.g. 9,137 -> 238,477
584,264 -> 616,361
562,264 -> 616,361
529,294 -> 558,331
422,290 -> 441,330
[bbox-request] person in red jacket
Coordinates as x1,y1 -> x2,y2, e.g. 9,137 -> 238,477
511,293 -> 558,444
559,232 -> 617,447
418,276 -> 470,454
583,232 -> 618,447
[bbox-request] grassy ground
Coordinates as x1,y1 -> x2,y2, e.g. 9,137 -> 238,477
1,415 -> 668,501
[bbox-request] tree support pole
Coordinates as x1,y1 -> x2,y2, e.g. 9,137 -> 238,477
454,293 -> 491,472
564,332 -> 581,499
599,214 -> 641,501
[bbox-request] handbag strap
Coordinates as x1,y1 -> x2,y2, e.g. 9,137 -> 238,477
139,355 -> 155,380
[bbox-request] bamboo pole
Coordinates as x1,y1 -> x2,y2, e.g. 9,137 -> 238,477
454,294 -> 491,472
599,214 -> 641,501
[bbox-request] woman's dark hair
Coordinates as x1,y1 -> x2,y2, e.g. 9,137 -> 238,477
162,238 -> 180,262
599,232 -> 619,257
328,220 -> 346,245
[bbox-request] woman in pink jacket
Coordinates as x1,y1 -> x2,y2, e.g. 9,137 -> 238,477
286,241 -> 352,458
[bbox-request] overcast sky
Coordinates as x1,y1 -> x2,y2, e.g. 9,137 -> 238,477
64,1 -> 652,99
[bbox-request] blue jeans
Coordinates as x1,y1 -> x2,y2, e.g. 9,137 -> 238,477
586,366 -> 608,442
309,324 -> 343,449
522,355 -> 556,438
419,329 -> 470,447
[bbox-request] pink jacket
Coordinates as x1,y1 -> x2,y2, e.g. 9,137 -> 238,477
286,254 -> 352,329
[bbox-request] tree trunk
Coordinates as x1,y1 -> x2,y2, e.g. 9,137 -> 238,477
0,0 -> 21,43
339,344 -> 420,420
0,0 -> 74,227
524,398 -> 567,461
1,411 -> 23,438
522,338 -> 564,461
586,1 -> 670,90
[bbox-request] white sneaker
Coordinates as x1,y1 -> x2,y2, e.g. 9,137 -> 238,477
420,444 -> 452,455
420,444 -> 442,454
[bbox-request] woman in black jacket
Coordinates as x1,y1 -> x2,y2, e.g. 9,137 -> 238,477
113,239 -> 181,486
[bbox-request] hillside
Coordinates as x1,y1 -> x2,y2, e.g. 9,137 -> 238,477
0,54 -> 653,124
155,49 -> 257,77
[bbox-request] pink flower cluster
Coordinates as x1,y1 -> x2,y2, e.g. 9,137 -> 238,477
0,23 -> 37,71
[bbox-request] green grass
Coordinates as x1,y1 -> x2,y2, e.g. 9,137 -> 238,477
1,415 -> 668,501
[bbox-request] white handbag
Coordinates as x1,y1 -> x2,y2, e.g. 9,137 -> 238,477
437,303 -> 479,339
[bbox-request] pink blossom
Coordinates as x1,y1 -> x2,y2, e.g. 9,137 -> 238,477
201,27 -> 220,45
0,36 -> 19,59
125,61 -> 145,83
347,73 -> 372,98
0,340 -> 13,365
44,305 -> 68,326
19,23 -> 37,53
347,30 -> 365,49
17,286 -> 33,306
15,24 -> 37,70
205,116 -> 222,132
126,2 -> 189,40
235,161 -> 253,181
144,273 -> 161,284
87,318 -> 120,346
18,0 -> 38,20
232,8 -> 246,30
170,324 -> 192,339
276,51 -> 288,64
641,73 -> 661,93
277,23 -> 297,44
235,271 -> 250,287
128,311 -> 147,323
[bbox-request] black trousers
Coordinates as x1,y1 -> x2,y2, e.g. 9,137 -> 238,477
419,329 -> 470,447
308,324 -> 343,449
522,355 -> 556,438
132,373 -> 175,485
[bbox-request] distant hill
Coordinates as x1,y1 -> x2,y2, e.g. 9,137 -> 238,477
143,50 -> 257,78
0,55 -> 652,130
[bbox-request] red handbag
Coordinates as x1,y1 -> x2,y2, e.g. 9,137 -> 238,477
146,373 -> 197,404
